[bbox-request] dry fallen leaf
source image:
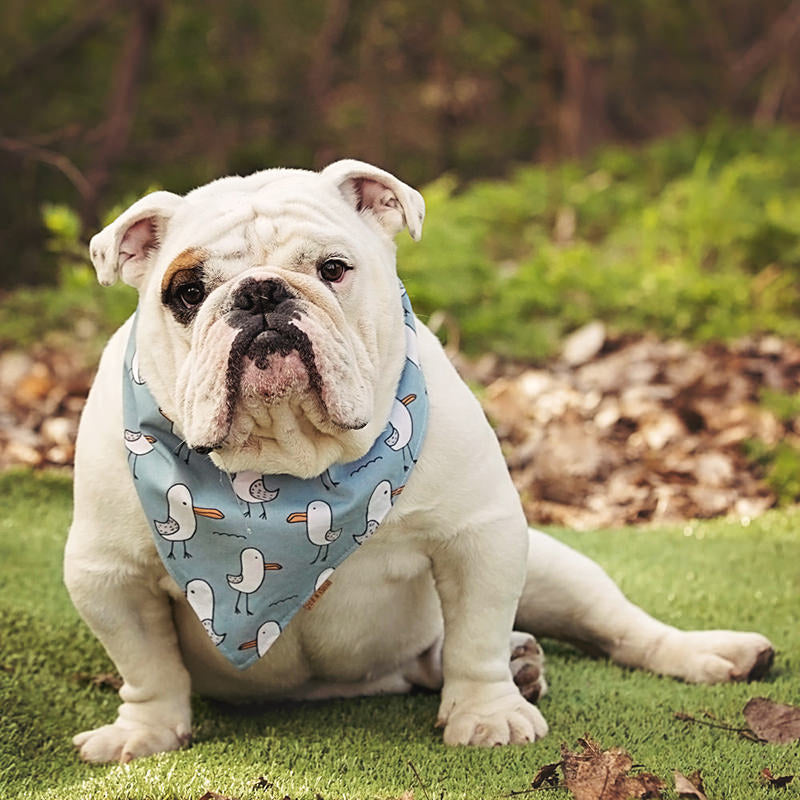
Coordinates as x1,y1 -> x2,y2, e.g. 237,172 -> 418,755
637,773 -> 668,797
73,671 -> 123,691
198,792 -> 239,800
531,761 -> 561,788
91,672 -> 123,690
760,767 -> 795,788
744,697 -> 800,744
673,770 -> 708,799
561,736 -> 665,799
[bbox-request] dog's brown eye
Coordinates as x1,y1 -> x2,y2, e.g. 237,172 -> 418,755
162,262 -> 206,324
319,259 -> 351,284
176,282 -> 205,308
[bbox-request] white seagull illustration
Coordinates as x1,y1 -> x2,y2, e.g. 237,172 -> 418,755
158,408 -> 191,463
154,483 -> 224,559
287,500 -> 342,564
227,547 -> 282,615
320,468 -> 339,491
315,567 -> 334,590
238,620 -> 281,658
123,429 -> 155,479
185,578 -> 225,646
405,323 -> 421,368
384,394 -> 417,468
130,349 -> 145,384
231,471 -> 279,519
354,480 -> 403,544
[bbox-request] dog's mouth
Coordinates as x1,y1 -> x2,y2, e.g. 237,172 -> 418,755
175,275 -> 374,463
222,291 -> 325,427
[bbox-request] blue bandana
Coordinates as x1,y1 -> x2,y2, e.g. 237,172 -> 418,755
122,284 -> 428,669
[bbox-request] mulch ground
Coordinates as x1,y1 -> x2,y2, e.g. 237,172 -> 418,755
3,321 -> 799,529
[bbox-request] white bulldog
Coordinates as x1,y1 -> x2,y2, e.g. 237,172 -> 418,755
64,160 -> 774,764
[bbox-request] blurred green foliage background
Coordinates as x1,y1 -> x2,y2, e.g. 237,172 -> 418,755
2,0 -> 800,357
4,124 -> 800,364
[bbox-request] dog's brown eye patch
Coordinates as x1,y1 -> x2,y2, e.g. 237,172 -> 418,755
161,249 -> 208,324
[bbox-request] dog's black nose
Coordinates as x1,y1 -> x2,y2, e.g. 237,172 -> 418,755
232,278 -> 295,315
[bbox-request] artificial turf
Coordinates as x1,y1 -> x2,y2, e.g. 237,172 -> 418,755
1,469 -> 798,800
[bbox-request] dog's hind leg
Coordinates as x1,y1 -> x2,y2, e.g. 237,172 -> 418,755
291,631 -> 548,706
515,528 -> 774,684
509,631 -> 548,702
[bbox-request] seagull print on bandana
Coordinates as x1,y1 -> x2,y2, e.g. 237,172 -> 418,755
385,394 -> 418,469
123,429 -> 155,479
227,547 -> 283,615
238,620 -> 282,658
186,578 -> 226,646
287,501 -> 342,564
123,281 -> 428,669
154,483 -> 224,559
354,480 -> 404,545
231,471 -> 280,519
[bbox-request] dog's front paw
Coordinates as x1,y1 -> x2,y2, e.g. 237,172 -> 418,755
647,630 -> 774,684
437,680 -> 548,746
73,716 -> 191,763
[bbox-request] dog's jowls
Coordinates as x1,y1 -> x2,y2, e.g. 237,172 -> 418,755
65,159 -> 774,763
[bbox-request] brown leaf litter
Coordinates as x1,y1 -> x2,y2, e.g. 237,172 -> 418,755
3,326 -> 800,527
675,697 -> 800,745
673,770 -> 708,799
198,792 -> 238,800
517,736 -> 665,799
744,697 -> 800,744
523,723 -> 798,800
471,327 -> 800,528
0,347 -> 91,470
72,671 -> 123,691
760,767 -> 795,788
560,737 -> 665,799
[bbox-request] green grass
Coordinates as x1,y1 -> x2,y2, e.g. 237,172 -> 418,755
1,469 -> 798,800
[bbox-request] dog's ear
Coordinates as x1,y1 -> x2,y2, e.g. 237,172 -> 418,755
89,190 -> 183,288
321,160 -> 425,241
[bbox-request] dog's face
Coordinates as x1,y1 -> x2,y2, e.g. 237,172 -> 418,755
90,161 -> 425,476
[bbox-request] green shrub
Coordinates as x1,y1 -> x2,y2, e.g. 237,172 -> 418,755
399,124 -> 800,360
4,124 -> 800,359
742,438 -> 800,505
0,203 -> 137,350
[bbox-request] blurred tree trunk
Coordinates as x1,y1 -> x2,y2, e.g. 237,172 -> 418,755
731,0 -> 800,91
356,7 -> 390,167
81,0 -> 164,227
539,0 -> 611,160
307,0 -> 350,168
430,5 -> 462,176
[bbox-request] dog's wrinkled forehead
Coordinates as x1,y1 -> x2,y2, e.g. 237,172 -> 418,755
167,174 -> 351,265
89,160 -> 425,292
153,174 -> 387,329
